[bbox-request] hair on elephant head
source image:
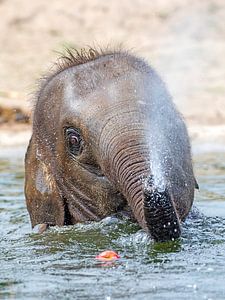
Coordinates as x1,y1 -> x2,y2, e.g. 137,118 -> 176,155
25,47 -> 198,242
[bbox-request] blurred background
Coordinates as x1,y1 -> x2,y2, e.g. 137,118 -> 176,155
0,0 -> 225,148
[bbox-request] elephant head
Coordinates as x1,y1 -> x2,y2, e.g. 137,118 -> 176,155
25,48 -> 197,241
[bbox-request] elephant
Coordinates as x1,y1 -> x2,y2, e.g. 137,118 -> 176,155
25,48 -> 198,242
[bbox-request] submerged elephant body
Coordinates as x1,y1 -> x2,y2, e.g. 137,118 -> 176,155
25,49 -> 197,241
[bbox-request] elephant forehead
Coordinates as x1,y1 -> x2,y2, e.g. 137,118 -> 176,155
62,71 -> 147,118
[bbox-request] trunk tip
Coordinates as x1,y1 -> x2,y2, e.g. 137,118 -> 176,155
143,186 -> 181,242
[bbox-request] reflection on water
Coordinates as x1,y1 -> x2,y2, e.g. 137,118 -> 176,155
0,151 -> 225,300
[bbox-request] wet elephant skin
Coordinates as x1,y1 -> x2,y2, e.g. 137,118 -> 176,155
25,48 -> 197,242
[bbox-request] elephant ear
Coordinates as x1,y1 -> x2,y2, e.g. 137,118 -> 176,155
25,137 -> 65,228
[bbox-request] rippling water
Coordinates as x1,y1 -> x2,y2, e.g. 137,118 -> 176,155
0,148 -> 225,300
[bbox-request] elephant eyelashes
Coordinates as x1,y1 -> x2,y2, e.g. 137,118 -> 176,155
65,127 -> 83,156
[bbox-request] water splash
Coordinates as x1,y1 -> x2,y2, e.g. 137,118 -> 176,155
1,149 -> 225,299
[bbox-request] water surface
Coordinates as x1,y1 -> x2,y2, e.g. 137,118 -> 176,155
0,149 -> 225,300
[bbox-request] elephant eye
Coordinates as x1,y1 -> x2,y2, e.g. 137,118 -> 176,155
65,127 -> 83,156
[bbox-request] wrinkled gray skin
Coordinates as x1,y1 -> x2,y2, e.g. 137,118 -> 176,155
25,50 -> 197,241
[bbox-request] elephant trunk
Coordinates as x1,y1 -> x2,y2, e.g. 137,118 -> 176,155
98,123 -> 181,242
143,176 -> 181,241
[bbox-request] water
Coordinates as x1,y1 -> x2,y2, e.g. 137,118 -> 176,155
0,149 -> 225,300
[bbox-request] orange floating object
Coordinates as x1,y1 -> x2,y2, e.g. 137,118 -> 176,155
95,250 -> 120,261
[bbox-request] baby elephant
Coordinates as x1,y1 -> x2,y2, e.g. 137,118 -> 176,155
25,48 -> 198,241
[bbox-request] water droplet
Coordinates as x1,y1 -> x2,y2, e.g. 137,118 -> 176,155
207,267 -> 214,272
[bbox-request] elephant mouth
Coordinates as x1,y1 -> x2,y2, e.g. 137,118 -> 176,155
56,165 -> 128,226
